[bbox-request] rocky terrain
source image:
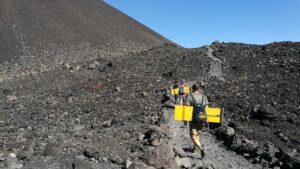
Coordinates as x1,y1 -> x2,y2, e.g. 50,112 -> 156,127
0,42 -> 299,169
0,0 -> 299,169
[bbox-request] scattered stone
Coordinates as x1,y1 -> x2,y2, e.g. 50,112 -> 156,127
74,65 -> 80,70
9,153 -> 16,158
173,146 -> 187,158
102,157 -> 108,162
240,139 -> 258,153
43,143 -> 60,156
145,166 -> 156,169
103,119 -> 114,128
161,108 -> 170,123
144,125 -> 165,146
107,62 -> 113,67
194,160 -> 204,168
0,156 -> 5,162
72,159 -> 92,169
126,160 -> 133,168
63,64 -> 72,70
264,143 -> 280,160
226,127 -> 235,137
137,133 -> 145,141
47,161 -> 68,169
115,87 -> 121,92
179,157 -> 192,168
88,63 -> 97,69
6,153 -> 23,169
216,125 -> 235,139
110,155 -> 124,165
145,142 -> 176,168
150,138 -> 164,146
160,123 -> 169,133
17,150 -> 31,160
251,104 -> 279,120
142,91 -> 148,97
7,95 -> 17,101
73,124 -> 86,136
174,156 -> 182,167
94,61 -> 100,66
83,147 -> 98,158
127,161 -> 147,169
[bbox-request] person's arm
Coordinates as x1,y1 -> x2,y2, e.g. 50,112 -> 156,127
203,95 -> 209,105
185,94 -> 192,106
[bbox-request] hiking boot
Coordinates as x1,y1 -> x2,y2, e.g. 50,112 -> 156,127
196,144 -> 205,158
200,149 -> 205,158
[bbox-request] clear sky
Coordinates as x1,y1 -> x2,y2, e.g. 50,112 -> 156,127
104,0 -> 300,48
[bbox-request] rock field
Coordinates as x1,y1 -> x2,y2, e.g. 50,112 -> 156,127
0,42 -> 299,168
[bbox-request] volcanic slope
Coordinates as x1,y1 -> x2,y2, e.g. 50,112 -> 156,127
0,0 -> 170,63
1,42 -> 299,169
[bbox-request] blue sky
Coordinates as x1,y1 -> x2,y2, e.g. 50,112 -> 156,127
105,0 -> 300,48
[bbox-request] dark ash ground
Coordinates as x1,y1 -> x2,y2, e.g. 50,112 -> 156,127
0,42 -> 299,169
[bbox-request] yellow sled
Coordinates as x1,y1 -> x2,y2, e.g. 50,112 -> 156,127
174,105 -> 223,124
171,87 -> 191,95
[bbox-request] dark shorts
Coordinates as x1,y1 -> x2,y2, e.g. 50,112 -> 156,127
189,120 -> 202,135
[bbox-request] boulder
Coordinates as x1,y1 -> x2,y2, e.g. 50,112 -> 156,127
88,63 -> 97,69
142,92 -> 148,97
216,125 -> 235,139
251,104 -> 279,120
261,143 -> 280,161
145,142 -> 178,169
83,147 -> 98,158
240,139 -> 258,153
127,161 -> 147,169
5,153 -> 23,169
173,146 -> 187,158
103,119 -> 114,128
177,157 -> 192,168
72,159 -> 91,169
43,143 -> 60,156
110,155 -> 124,165
144,125 -> 165,145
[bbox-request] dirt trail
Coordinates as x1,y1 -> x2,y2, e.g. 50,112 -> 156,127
166,107 -> 256,169
207,46 -> 223,79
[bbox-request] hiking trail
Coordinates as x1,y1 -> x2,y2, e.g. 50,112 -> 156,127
163,80 -> 257,168
206,46 -> 224,80
165,107 -> 256,169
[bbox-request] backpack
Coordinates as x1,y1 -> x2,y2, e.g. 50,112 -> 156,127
190,94 -> 207,122
178,86 -> 185,95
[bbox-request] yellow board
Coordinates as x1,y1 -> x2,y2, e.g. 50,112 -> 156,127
171,87 -> 191,95
171,88 -> 179,95
205,106 -> 222,123
174,105 -> 223,123
174,105 -> 193,121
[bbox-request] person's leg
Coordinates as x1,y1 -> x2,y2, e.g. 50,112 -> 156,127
175,94 -> 178,104
179,95 -> 183,105
189,121 -> 205,157
189,122 -> 201,148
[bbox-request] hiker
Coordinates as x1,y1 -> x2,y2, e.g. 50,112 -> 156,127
185,82 -> 208,157
178,81 -> 186,105
173,80 -> 180,104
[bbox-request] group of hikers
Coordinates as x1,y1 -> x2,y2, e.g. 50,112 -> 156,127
173,80 -> 208,158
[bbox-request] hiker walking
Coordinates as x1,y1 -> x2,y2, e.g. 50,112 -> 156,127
185,82 -> 208,157
178,81 -> 186,105
173,80 -> 180,104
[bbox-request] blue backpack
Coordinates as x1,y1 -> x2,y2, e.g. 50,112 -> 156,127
190,94 -> 207,122
178,86 -> 185,95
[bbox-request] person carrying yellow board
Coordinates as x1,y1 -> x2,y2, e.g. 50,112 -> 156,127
185,82 -> 208,158
178,81 -> 186,105
173,80 -> 181,104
